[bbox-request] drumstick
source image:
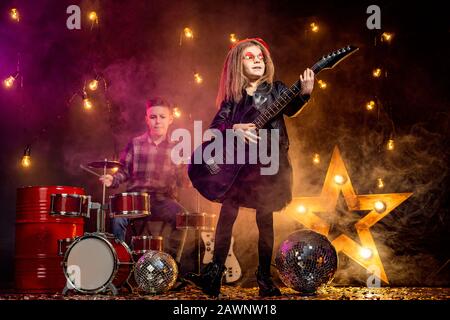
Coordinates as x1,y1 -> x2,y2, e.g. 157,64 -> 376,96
80,164 -> 101,177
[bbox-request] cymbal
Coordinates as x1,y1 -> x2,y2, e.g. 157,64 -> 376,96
87,160 -> 123,169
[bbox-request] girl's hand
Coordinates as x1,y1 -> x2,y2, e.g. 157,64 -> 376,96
232,123 -> 260,144
300,68 -> 315,96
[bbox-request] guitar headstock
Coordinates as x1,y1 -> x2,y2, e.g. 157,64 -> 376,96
313,45 -> 359,73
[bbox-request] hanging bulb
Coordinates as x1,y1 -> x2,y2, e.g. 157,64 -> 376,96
381,32 -> 393,42
366,100 -> 376,111
229,33 -> 238,43
3,76 -> 16,89
88,79 -> 98,91
183,27 -> 194,39
111,167 -> 119,173
387,139 -> 395,151
317,80 -> 327,89
194,73 -> 203,84
88,11 -> 98,23
312,153 -> 320,165
10,8 -> 20,22
310,22 -> 319,32
21,146 -> 31,168
173,107 -> 181,118
372,68 -> 382,78
83,98 -> 93,110
377,178 -> 384,189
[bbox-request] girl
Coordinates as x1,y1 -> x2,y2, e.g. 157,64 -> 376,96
188,38 -> 314,297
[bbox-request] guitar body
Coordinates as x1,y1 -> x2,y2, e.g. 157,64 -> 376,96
188,106 -> 260,202
201,231 -> 242,284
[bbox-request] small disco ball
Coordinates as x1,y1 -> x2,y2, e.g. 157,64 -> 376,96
134,250 -> 178,294
275,229 -> 338,294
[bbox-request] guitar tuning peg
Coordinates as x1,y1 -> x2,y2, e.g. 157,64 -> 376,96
347,45 -> 351,50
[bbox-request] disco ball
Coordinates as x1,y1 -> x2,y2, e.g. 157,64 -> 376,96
275,229 -> 338,294
134,250 -> 178,294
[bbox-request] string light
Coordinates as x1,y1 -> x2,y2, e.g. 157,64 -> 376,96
377,178 -> 384,189
10,8 -> 20,22
183,27 -> 194,39
229,33 -> 238,43
366,100 -> 376,111
381,32 -> 393,42
88,79 -> 99,91
83,98 -> 93,110
88,11 -> 98,23
111,167 -> 119,173
334,174 -> 346,185
359,247 -> 373,260
3,75 -> 16,89
374,200 -> 386,213
21,146 -> 31,168
310,22 -> 319,32
312,153 -> 320,165
317,79 -> 327,89
173,107 -> 181,118
387,139 -> 395,151
372,68 -> 382,78
297,205 -> 307,214
194,73 -> 203,84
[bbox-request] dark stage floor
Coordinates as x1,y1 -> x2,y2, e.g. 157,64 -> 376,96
1,286 -> 449,300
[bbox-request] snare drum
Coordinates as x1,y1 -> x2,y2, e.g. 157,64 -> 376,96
50,194 -> 91,217
109,192 -> 149,219
131,235 -> 163,260
62,233 -> 132,294
176,212 -> 216,231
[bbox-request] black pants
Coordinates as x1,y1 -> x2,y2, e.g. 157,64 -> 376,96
213,198 -> 274,274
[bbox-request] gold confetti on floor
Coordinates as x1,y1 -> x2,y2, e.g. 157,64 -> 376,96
1,285 -> 449,300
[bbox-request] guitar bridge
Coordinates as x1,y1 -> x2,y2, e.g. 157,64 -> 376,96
205,158 -> 221,175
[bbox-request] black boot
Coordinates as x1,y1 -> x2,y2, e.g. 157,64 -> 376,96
185,262 -> 225,297
256,266 -> 281,297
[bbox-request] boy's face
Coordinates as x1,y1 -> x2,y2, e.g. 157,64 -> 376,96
145,105 -> 173,137
242,45 -> 266,81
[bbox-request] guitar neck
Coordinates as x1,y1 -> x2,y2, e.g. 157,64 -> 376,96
252,62 -> 323,129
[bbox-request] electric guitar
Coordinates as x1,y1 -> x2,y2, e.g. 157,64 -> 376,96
201,231 -> 242,284
188,45 -> 359,202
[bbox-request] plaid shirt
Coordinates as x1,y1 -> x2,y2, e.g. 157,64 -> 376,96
112,132 -> 187,198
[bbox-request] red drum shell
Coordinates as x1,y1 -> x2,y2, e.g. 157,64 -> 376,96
176,212 -> 216,231
15,186 -> 85,293
110,192 -> 149,219
132,235 -> 164,253
50,194 -> 90,217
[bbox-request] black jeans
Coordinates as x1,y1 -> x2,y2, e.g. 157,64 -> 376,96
213,198 -> 274,273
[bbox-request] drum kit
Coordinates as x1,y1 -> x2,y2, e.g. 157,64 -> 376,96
49,159 -> 217,295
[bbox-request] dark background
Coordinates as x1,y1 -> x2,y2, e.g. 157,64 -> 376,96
0,0 -> 449,289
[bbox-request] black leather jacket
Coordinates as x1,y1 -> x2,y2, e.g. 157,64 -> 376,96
209,80 -> 310,151
208,80 -> 310,211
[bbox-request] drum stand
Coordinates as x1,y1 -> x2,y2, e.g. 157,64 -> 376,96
97,158 -> 108,234
62,281 -> 119,296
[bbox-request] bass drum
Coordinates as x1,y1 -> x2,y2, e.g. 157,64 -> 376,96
63,233 -> 132,294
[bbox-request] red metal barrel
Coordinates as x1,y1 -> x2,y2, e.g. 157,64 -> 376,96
15,186 -> 85,293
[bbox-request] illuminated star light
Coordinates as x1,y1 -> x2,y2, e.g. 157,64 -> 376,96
284,146 -> 412,283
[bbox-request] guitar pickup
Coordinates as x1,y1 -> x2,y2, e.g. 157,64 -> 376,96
205,158 -> 221,175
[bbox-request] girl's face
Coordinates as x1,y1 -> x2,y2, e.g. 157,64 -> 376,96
242,45 -> 266,81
